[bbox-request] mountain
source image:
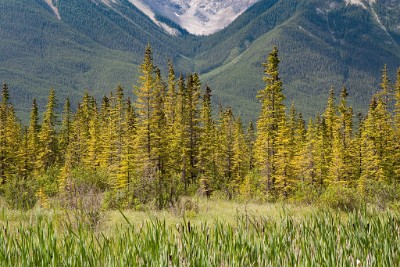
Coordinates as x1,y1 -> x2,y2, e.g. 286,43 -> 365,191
195,0 -> 400,119
130,0 -> 259,35
1,0 -> 400,122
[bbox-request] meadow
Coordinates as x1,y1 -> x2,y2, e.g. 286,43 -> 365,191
0,198 -> 399,266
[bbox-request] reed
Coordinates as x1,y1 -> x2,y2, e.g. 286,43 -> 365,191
0,209 -> 398,266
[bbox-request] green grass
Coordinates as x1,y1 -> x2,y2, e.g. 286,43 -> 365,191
0,198 -> 399,266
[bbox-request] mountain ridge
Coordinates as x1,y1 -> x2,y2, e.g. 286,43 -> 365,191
1,0 -> 400,122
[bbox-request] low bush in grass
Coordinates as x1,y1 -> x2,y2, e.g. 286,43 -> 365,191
291,182 -> 322,205
36,166 -> 60,198
361,180 -> 400,210
170,196 -> 199,218
59,167 -> 108,230
320,181 -> 361,211
4,176 -> 38,210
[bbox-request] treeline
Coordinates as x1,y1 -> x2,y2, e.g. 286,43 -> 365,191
0,45 -> 399,210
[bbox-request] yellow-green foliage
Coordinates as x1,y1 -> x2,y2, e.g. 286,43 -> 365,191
1,47 -> 400,209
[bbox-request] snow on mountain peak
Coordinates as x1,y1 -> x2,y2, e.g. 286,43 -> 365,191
132,0 -> 259,35
344,0 -> 376,9
44,0 -> 61,20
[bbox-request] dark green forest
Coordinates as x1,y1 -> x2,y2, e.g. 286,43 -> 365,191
2,0 -> 400,122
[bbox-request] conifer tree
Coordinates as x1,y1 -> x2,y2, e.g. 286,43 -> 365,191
7,106 -> 22,176
118,98 -> 136,191
355,113 -> 364,181
80,92 -> 97,167
0,86 -> 21,185
216,107 -> 235,198
165,60 -> 177,125
37,88 -> 58,173
107,86 -> 127,189
27,99 -> 40,174
58,98 -> 72,164
359,87 -> 393,194
163,62 -> 178,186
393,68 -> 400,183
275,113 -> 296,198
379,64 -> 390,106
87,102 -> 101,168
152,68 -> 168,208
134,44 -> 167,205
322,87 -> 338,184
315,116 -> 329,187
287,104 -> 305,182
232,117 -> 248,190
254,46 -> 285,195
328,87 -> 355,184
0,83 -> 10,184
97,95 -> 111,168
185,74 -> 201,185
245,122 -> 256,171
166,74 -> 186,194
164,72 -> 201,196
359,97 -> 383,193
198,86 -> 217,196
19,127 -> 30,180
135,44 -> 154,164
299,118 -> 318,185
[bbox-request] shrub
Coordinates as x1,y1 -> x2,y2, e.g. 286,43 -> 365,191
320,182 -> 361,211
239,170 -> 267,202
291,182 -> 322,205
36,166 -> 60,197
4,176 -> 38,210
59,167 -> 108,230
361,180 -> 400,210
170,196 -> 199,218
103,189 -> 132,210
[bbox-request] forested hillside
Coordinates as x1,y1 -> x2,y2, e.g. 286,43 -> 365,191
1,0 -> 400,122
1,46 -> 399,210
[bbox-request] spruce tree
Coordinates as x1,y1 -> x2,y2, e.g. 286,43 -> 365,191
216,107 -> 235,198
315,116 -> 329,187
168,74 -> 186,193
134,44 -> 166,205
59,98 -> 72,164
275,113 -> 296,198
152,68 -> 168,208
197,86 -> 217,197
165,60 -> 177,125
27,99 -> 40,174
108,86 -> 126,189
245,122 -> 256,171
232,117 -> 248,191
359,89 -> 393,194
0,87 -> 21,185
322,87 -> 338,184
328,87 -> 355,184
0,84 -> 10,184
185,74 -> 201,185
299,118 -> 318,185
254,46 -> 285,195
37,88 -> 58,173
393,68 -> 400,183
118,98 -> 136,192
87,102 -> 101,169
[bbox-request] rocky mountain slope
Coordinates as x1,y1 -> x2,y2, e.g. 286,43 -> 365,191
1,0 -> 400,121
130,0 -> 259,35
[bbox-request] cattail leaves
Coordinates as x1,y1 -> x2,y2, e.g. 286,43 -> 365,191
0,210 -> 399,266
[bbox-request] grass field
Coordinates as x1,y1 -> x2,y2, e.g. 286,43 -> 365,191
0,198 -> 399,266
